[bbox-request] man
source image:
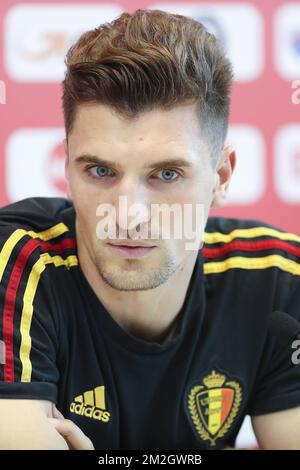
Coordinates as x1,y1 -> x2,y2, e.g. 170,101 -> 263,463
0,9 -> 300,450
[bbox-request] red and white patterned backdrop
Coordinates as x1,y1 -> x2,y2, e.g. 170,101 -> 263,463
0,0 -> 300,233
0,0 -> 299,448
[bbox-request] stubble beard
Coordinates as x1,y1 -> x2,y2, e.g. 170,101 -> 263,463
94,245 -> 180,291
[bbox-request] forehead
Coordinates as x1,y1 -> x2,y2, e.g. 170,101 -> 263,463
68,103 -> 206,156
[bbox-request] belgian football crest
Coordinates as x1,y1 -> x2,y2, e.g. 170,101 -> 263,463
186,369 -> 243,446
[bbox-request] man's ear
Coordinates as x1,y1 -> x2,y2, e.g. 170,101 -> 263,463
211,144 -> 236,208
63,138 -> 72,200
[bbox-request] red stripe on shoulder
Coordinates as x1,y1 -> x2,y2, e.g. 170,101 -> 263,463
202,239 -> 300,260
2,236 -> 76,383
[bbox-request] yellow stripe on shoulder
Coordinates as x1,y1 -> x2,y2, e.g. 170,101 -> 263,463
19,252 -> 78,382
204,254 -> 300,276
0,223 -> 69,283
204,227 -> 300,244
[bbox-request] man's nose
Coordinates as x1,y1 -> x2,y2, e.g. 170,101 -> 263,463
114,176 -> 151,231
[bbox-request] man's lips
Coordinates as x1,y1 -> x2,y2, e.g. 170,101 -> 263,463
108,241 -> 156,247
107,242 -> 156,258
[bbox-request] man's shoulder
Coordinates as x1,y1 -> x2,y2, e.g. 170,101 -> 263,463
0,197 -> 74,231
203,216 -> 300,275
0,197 -> 76,256
205,215 -> 289,235
204,215 -> 300,244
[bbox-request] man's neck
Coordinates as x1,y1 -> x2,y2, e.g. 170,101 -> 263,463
77,242 -> 198,343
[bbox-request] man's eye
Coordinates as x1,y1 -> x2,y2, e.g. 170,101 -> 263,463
89,166 -> 114,178
156,169 -> 180,182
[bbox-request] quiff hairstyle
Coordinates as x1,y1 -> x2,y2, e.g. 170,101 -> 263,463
62,9 -> 234,166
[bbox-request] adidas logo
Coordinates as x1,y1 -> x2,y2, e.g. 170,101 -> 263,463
70,386 -> 111,422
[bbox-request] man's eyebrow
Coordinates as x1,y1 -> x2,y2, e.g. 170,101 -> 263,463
74,154 -> 119,168
146,158 -> 194,169
74,154 -> 194,169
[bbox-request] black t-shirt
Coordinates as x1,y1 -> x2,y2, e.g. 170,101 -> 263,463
0,197 -> 300,450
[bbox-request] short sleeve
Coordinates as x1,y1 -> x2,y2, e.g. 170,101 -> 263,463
0,224 -> 60,402
247,248 -> 300,416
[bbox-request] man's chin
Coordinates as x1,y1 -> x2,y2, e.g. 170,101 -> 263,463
95,260 -> 177,291
96,270 -> 161,291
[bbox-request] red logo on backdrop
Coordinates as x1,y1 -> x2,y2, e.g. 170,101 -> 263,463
22,32 -> 68,61
47,141 -> 67,194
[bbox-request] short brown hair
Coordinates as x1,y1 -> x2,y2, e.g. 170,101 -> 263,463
62,9 -> 233,165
